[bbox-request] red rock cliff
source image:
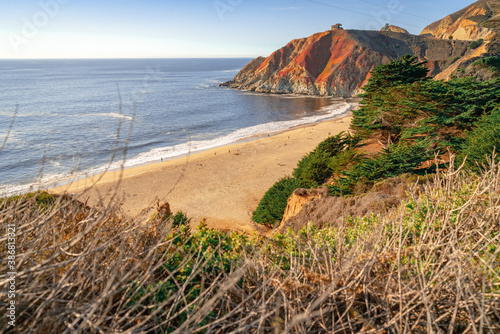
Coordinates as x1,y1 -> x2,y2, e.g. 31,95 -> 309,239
225,29 -> 471,97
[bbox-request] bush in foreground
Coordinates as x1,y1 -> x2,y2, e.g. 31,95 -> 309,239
1,159 -> 499,333
328,139 -> 433,196
252,176 -> 303,227
253,133 -> 361,226
458,106 -> 500,173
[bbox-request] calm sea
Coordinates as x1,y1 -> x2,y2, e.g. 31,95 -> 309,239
0,58 -> 350,196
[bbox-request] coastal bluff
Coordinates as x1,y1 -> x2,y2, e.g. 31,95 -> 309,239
223,0 -> 500,97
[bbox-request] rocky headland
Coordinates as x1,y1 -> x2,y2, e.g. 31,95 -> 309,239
223,0 -> 500,97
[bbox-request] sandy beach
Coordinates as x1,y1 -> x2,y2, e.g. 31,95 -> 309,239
51,114 -> 352,233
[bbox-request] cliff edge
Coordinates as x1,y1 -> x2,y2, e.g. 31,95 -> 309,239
224,1 -> 499,97
224,29 -> 470,97
420,0 -> 498,41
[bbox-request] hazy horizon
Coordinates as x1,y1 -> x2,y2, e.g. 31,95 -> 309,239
1,0 -> 476,59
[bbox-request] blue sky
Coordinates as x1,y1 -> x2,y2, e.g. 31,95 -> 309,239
0,0 -> 475,59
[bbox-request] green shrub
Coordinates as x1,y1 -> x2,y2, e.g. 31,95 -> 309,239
327,147 -> 361,174
292,152 -> 331,188
129,221 -> 249,330
470,39 -> 484,49
0,191 -> 57,208
473,56 -> 500,72
328,140 -> 433,196
293,132 -> 360,188
252,177 -> 303,227
253,133 -> 362,226
458,106 -> 500,173
172,211 -> 190,228
352,55 -> 429,137
255,59 -> 500,226
353,75 -> 500,146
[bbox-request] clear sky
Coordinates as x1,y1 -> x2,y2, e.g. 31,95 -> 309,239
0,0 -> 476,59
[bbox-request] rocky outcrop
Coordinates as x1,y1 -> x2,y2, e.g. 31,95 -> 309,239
276,176 -> 423,233
451,54 -> 500,80
420,0 -> 497,41
381,25 -> 409,34
281,188 -> 327,223
225,29 -> 471,97
420,0 -> 500,80
224,1 -> 500,97
434,41 -> 490,80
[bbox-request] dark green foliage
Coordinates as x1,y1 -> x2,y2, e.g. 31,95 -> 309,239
353,72 -> 500,147
252,176 -> 303,227
458,106 -> 500,173
253,133 -> 361,226
327,148 -> 360,174
292,153 -> 331,189
473,56 -> 500,72
129,221 -> 249,331
352,55 -> 429,137
293,132 -> 360,187
0,191 -> 57,208
254,56 -> 500,227
328,140 -> 433,196
470,39 -> 484,49
361,55 -> 429,96
171,211 -> 190,228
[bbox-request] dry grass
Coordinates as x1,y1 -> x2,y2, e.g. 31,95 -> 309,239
0,159 -> 499,333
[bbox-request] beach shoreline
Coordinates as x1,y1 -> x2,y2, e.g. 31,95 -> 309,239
3,101 -> 355,199
51,113 -> 353,233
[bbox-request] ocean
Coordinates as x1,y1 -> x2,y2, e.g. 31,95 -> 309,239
0,58 -> 350,197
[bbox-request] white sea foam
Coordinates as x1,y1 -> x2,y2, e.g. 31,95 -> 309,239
0,173 -> 73,198
0,103 -> 351,197
89,113 -> 134,121
103,102 -> 352,170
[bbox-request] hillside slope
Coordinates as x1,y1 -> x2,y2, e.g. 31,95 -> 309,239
420,0 -> 499,40
421,0 -> 500,80
225,1 -> 499,97
224,29 -> 470,97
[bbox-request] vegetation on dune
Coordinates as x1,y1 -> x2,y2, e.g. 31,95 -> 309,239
292,132 -> 361,188
252,176 -> 303,227
353,58 -> 500,147
254,55 -> 500,224
457,105 -> 500,173
1,161 -> 499,333
327,139 -> 433,196
253,133 -> 361,227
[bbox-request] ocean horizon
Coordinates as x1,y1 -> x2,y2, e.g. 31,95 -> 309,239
0,58 -> 350,197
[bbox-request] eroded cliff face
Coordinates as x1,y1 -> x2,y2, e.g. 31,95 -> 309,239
225,1 -> 500,97
419,1 -> 500,80
420,0 -> 497,41
227,30 -> 390,97
225,29 -> 471,97
434,41 -> 490,80
276,176 -> 419,233
280,188 -> 327,224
